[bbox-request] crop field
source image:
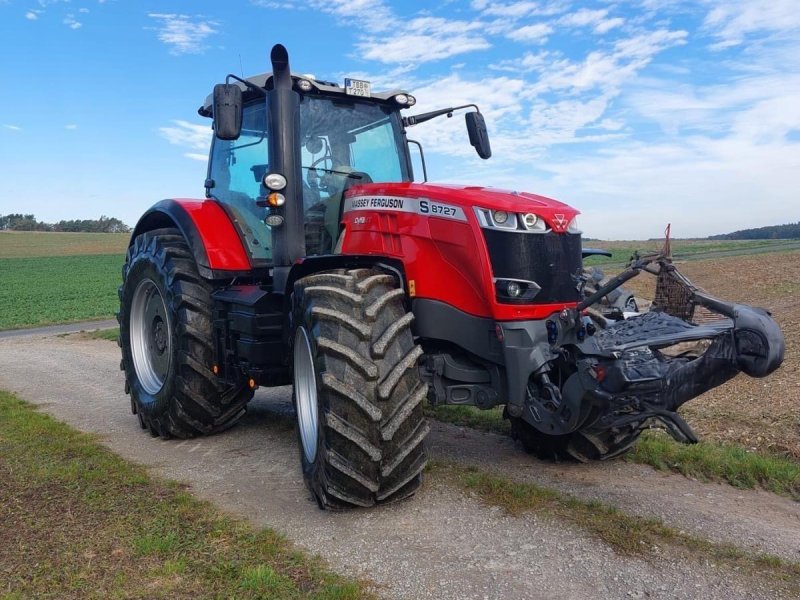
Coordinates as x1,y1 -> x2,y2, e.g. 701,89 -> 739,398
0,232 -> 127,330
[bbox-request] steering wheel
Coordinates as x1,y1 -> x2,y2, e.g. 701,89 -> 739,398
306,154 -> 334,189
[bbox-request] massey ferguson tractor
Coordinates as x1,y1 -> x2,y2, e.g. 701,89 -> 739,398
119,45 -> 785,509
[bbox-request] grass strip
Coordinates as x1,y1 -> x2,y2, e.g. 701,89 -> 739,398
630,430 -> 800,500
0,390 -> 372,600
427,405 -> 800,500
434,461 -> 800,593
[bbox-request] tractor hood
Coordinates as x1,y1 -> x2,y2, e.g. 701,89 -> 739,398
343,182 -> 580,233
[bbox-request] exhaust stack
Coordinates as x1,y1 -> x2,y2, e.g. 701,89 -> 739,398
267,43 -> 304,266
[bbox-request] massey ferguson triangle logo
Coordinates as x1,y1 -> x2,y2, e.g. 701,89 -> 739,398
553,214 -> 567,229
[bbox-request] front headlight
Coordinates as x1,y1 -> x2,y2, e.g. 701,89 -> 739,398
567,216 -> 581,234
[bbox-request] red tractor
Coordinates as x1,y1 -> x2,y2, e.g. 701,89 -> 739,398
119,45 -> 784,510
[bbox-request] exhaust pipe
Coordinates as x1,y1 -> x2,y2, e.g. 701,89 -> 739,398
267,43 -> 304,267
271,44 -> 292,90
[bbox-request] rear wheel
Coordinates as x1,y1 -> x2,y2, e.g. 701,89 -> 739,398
118,228 -> 253,438
509,413 -> 643,461
291,268 -> 429,509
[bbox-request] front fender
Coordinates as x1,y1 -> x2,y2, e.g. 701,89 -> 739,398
130,199 -> 252,280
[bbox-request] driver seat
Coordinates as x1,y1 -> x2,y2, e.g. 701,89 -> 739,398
324,169 -> 372,252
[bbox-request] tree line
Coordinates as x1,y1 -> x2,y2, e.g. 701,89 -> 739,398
709,222 -> 800,240
0,214 -> 131,233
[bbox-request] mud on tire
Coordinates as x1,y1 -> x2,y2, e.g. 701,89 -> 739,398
118,227 -> 252,438
291,268 -> 429,509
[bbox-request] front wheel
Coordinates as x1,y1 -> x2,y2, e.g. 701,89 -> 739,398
291,268 -> 430,509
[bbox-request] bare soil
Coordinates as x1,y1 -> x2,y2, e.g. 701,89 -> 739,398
621,251 -> 800,458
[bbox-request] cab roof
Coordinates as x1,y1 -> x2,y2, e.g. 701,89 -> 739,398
198,72 -> 409,117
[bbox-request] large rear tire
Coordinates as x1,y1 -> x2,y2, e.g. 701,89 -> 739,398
509,413 -> 643,462
118,228 -> 253,438
291,268 -> 429,509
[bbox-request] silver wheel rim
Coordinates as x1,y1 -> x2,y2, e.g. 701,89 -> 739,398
130,278 -> 171,395
294,326 -> 319,463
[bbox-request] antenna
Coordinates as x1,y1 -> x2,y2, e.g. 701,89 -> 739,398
238,54 -> 244,78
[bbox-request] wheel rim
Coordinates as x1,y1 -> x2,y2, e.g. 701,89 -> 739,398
130,279 -> 171,395
294,326 -> 319,463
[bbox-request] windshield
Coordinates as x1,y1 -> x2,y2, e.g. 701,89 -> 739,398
299,96 -> 409,255
208,95 -> 409,264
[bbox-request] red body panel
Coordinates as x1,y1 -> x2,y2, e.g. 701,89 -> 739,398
339,183 -> 581,321
174,199 -> 252,271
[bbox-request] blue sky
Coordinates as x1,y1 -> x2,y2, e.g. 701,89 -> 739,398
0,0 -> 798,239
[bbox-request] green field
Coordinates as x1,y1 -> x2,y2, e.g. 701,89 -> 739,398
0,232 -> 127,330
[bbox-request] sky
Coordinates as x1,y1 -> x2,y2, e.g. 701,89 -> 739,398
0,0 -> 798,239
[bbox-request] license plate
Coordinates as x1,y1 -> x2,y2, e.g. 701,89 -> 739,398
345,78 -> 371,97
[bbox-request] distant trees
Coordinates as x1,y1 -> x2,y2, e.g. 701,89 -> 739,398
709,222 -> 800,240
0,214 -> 130,233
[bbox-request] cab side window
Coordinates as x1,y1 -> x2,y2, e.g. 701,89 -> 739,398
209,103 -> 271,261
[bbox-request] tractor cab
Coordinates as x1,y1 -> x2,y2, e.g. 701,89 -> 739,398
198,45 -> 490,270
200,77 -> 415,262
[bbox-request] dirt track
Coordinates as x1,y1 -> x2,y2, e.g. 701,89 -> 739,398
1,332 -> 798,599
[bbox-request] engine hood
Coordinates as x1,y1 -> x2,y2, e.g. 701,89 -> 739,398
344,182 -> 580,233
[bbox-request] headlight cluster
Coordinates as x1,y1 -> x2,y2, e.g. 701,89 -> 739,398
494,278 -> 541,303
475,207 -> 580,233
261,172 -> 287,227
475,208 -> 547,232
394,93 -> 416,106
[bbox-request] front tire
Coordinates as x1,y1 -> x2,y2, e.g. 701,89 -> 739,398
291,269 -> 429,509
118,228 -> 252,438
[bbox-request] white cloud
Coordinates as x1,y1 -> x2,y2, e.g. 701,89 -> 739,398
703,0 -> 800,49
358,34 -> 490,64
507,23 -> 554,44
558,8 -> 608,28
147,13 -> 219,55
159,120 -> 211,157
63,14 -> 82,29
79,8 -> 89,13
2,124 -> 22,131
25,10 -> 40,20
252,0 -> 394,33
357,17 -> 491,64
594,17 -> 624,34
529,29 -> 688,95
65,124 -> 78,130
472,1 -> 568,19
490,51 -> 553,72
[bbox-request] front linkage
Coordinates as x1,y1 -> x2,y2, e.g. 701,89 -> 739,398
514,253 -> 785,461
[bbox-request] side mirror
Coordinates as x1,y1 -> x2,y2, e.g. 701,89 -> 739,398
213,83 -> 243,141
465,112 -> 492,159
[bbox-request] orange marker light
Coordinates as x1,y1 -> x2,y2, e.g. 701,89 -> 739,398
266,192 -> 286,207
212,365 -> 219,375
248,378 -> 257,389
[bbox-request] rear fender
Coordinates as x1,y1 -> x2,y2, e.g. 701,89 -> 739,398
130,199 -> 253,280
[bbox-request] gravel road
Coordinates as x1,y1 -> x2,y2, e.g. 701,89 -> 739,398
1,331 -> 797,599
